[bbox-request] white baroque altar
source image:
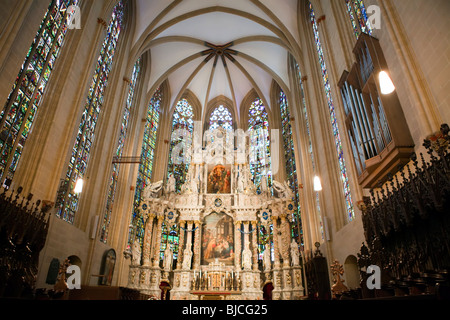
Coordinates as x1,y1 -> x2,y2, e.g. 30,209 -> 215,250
126,128 -> 304,300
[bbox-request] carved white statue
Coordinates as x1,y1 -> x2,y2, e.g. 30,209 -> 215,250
290,239 -> 300,267
237,168 -> 245,193
242,248 -> 252,270
163,247 -> 174,271
166,174 -> 176,194
143,180 -> 163,199
263,245 -> 272,272
131,241 -> 141,266
272,180 -> 286,198
260,175 -> 268,194
182,247 -> 193,270
284,181 -> 295,200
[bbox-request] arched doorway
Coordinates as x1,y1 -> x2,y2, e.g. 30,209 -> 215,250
263,282 -> 274,300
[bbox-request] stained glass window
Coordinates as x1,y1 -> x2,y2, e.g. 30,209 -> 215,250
56,0 -> 125,224
310,2 -> 355,221
100,58 -> 141,244
345,0 -> 373,38
0,0 -> 79,183
279,90 -> 303,244
128,88 -> 162,247
167,98 -> 195,193
248,98 -> 271,192
209,105 -> 233,131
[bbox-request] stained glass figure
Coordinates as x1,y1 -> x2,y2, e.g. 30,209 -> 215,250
128,88 -> 162,247
56,0 -> 125,224
0,0 -> 79,183
100,58 -> 141,244
248,98 -> 272,192
167,99 -> 195,193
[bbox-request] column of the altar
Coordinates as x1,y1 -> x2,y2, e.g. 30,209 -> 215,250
280,214 -> 292,300
142,214 -> 155,266
251,221 -> 258,271
271,216 -> 282,300
153,215 -> 164,267
176,220 -> 186,270
234,221 -> 242,271
172,221 -> 194,300
193,220 -> 202,269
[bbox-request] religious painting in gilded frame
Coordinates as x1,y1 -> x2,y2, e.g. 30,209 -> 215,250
207,164 -> 232,194
201,212 -> 235,266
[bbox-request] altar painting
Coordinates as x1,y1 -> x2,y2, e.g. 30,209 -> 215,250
201,213 -> 234,265
207,164 -> 232,194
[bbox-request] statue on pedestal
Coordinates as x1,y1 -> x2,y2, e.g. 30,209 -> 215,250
263,245 -> 272,272
242,248 -> 252,270
132,241 -> 141,266
290,239 -> 300,267
166,174 -> 176,194
182,248 -> 193,270
163,247 -> 174,271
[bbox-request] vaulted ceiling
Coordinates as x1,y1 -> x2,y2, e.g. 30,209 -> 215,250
131,0 -> 303,124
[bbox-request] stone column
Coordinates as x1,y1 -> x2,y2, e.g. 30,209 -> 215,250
251,221 -> 258,270
193,220 -> 202,268
142,214 -> 155,266
153,215 -> 165,267
176,220 -> 186,270
271,216 -> 280,268
280,214 -> 290,267
234,220 -> 242,270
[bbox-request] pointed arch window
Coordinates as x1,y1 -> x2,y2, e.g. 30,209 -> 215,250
310,2 -> 355,221
248,98 -> 272,192
127,87 -> 162,247
56,0 -> 125,224
100,57 -> 141,244
345,0 -> 373,38
167,98 -> 195,193
0,0 -> 79,184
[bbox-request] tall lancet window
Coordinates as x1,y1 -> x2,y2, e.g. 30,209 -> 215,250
345,0 -> 373,38
128,88 -> 162,247
167,98 -> 195,193
56,1 -> 125,224
0,0 -> 79,184
209,105 -> 233,132
100,58 -> 141,244
279,90 -> 302,244
310,2 -> 355,221
294,62 -> 324,240
248,98 -> 272,192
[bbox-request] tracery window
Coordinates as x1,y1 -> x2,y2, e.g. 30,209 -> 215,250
167,99 -> 195,193
0,0 -> 79,183
345,0 -> 373,38
209,105 -> 233,132
100,58 -> 141,244
310,2 -> 355,222
56,0 -> 125,224
127,88 -> 162,247
248,98 -> 272,192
